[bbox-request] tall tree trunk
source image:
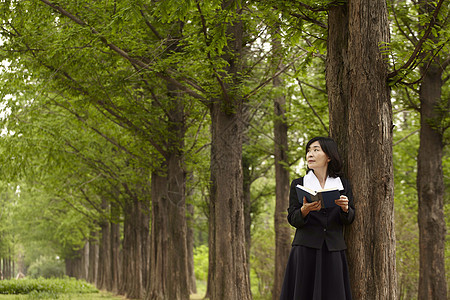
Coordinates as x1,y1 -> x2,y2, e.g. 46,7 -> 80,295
81,242 -> 89,280
240,146 -> 253,298
110,221 -> 121,293
242,104 -> 254,265
5,257 -> 10,279
271,33 -> 291,300
96,207 -> 112,291
120,196 -> 149,299
416,3 -> 448,299
65,258 -> 73,278
87,232 -> 98,284
207,2 -> 251,299
147,95 -> 189,300
327,1 -> 397,299
2,257 -> 6,279
186,202 -> 197,294
242,154 -> 252,266
209,99 -> 251,300
205,182 -> 214,300
148,164 -> 188,300
65,249 -> 83,279
327,5 -> 350,171
417,64 -> 447,300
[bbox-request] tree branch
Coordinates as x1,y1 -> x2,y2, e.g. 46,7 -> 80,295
393,129 -> 419,146
288,11 -> 327,29
295,79 -> 326,94
243,53 -> 307,100
296,77 -> 329,134
389,0 -> 418,46
404,87 -> 420,111
195,0 -> 230,104
39,0 -> 206,102
48,94 -> 145,160
441,55 -> 450,70
139,8 -> 163,40
388,0 -> 446,79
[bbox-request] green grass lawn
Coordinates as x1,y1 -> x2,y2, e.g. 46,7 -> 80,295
0,278 -> 125,300
0,291 -> 124,299
0,277 -> 207,300
0,291 -> 206,300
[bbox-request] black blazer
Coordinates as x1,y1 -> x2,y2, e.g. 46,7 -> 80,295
287,176 -> 355,251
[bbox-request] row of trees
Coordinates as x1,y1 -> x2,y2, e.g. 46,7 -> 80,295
0,1 -> 448,299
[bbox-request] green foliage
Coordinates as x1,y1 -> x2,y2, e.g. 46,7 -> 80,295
250,215 -> 275,300
389,0 -> 450,295
0,277 -> 97,295
193,245 -> 209,283
392,101 -> 421,299
388,0 -> 450,86
0,0 -> 448,298
0,291 -> 120,300
7,182 -> 92,263
26,256 -> 65,279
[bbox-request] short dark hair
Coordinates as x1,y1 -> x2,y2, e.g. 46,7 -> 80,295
305,136 -> 343,178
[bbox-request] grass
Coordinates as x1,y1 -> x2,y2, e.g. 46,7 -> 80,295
0,278 -> 124,300
0,291 -> 124,299
0,277 -> 206,299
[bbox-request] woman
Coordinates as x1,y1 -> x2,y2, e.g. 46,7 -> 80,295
280,136 -> 355,300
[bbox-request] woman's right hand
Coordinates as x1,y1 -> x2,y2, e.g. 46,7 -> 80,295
301,197 -> 321,217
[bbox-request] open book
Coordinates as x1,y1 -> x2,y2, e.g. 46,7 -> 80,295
295,184 -> 341,209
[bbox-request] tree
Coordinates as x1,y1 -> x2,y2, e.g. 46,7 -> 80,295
1,1 -> 196,298
389,0 -> 449,298
416,36 -> 448,300
271,32 -> 291,300
414,1 -> 449,298
205,2 -> 252,298
327,1 -> 397,299
2,1 -> 447,299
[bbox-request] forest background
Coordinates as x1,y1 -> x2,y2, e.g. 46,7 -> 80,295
0,1 -> 449,300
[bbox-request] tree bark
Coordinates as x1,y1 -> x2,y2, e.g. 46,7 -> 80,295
327,1 -> 397,299
120,196 -> 149,299
417,63 -> 447,300
87,233 -> 98,284
270,30 -> 291,300
110,220 -> 121,293
242,153 -> 252,267
148,165 -> 189,300
65,249 -> 83,279
272,66 -> 291,300
65,258 -> 74,278
96,211 -> 112,291
2,257 -> 7,279
415,3 -> 448,299
186,202 -> 197,294
81,242 -> 89,280
147,96 -> 189,300
206,2 -> 251,299
209,100 -> 251,300
327,4 -> 350,173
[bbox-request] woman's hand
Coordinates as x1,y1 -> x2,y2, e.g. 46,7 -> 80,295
301,197 -> 321,217
335,195 -> 349,212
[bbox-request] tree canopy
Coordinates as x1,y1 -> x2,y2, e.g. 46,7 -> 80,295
0,0 -> 448,299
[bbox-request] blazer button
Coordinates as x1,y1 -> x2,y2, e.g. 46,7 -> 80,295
323,228 -> 327,232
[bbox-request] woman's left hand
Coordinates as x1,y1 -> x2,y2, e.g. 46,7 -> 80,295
335,195 -> 349,213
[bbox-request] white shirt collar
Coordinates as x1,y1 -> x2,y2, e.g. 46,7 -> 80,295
303,170 -> 344,191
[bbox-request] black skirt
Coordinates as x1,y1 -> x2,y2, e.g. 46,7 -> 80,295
280,243 -> 352,300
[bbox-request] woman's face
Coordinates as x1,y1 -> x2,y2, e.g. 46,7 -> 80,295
306,141 -> 330,171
